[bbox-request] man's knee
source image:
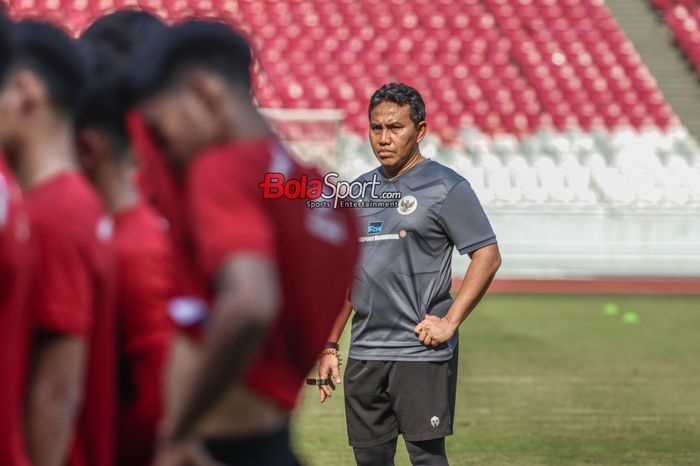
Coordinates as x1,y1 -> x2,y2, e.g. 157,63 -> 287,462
352,438 -> 398,466
405,437 -> 448,466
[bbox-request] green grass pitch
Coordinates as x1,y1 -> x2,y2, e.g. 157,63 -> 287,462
291,294 -> 700,465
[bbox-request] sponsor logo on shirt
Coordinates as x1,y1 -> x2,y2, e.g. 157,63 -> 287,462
358,228 -> 408,243
367,221 -> 383,235
168,296 -> 210,326
431,416 -> 440,427
258,171 -> 401,209
397,195 -> 418,215
96,216 -> 113,242
359,233 -> 400,242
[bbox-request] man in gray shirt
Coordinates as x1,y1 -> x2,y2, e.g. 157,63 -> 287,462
318,83 -> 501,466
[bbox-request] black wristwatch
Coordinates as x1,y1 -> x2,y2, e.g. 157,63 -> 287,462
323,341 -> 340,350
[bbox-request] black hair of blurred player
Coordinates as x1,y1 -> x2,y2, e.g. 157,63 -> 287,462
77,9 -> 167,159
76,44 -> 131,152
74,43 -> 141,212
1,20 -> 85,113
81,10 -> 167,62
0,20 -> 87,185
0,7 -> 12,84
131,20 -> 272,169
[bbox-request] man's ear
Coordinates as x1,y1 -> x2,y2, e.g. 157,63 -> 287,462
75,128 -> 104,172
14,70 -> 46,115
416,120 -> 428,144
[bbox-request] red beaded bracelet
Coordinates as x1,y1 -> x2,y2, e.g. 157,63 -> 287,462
319,348 -> 339,359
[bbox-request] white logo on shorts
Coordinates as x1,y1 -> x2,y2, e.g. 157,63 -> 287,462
430,416 -> 440,428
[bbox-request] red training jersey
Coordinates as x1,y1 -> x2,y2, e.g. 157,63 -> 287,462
26,171 -> 116,466
113,202 -> 174,466
126,110 -> 209,336
186,138 -> 359,411
0,158 -> 32,466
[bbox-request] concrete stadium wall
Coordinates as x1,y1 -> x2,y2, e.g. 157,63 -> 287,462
452,204 -> 700,278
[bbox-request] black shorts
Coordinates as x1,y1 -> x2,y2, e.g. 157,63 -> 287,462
201,427 -> 300,466
344,348 -> 459,448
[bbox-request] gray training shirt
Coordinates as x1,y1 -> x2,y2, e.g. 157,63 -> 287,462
349,159 -> 497,362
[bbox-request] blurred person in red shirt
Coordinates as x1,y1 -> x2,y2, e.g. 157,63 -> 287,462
0,14 -> 33,466
131,20 -> 359,466
75,35 -> 175,466
79,10 -> 174,217
82,10 -> 211,343
0,20 -> 116,466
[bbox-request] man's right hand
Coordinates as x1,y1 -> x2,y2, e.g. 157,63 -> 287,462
318,353 -> 341,403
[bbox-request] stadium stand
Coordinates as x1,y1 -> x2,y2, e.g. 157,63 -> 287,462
3,0 -> 699,276
1,0 -> 680,137
660,2 -> 700,77
337,125 -> 700,206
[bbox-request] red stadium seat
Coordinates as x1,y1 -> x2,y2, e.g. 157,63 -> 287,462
3,0 -> 680,139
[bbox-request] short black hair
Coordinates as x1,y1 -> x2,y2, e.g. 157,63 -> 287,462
131,20 -> 253,100
81,10 -> 166,62
75,43 -> 132,159
368,82 -> 426,128
0,9 -> 13,84
5,20 -> 87,116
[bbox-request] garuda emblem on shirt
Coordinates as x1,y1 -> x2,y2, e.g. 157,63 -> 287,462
397,195 -> 418,215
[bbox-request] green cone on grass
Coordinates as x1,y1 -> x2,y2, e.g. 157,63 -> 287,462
603,302 -> 620,316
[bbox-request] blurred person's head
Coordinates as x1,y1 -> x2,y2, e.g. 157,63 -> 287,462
132,20 -> 268,169
368,82 -> 427,177
75,43 -> 134,193
0,20 -> 86,172
81,10 -> 166,62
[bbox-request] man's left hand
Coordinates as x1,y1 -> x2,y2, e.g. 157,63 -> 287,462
415,315 -> 458,347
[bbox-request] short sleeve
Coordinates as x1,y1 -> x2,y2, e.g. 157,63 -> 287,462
437,180 -> 497,255
33,221 -> 94,336
187,153 -> 276,282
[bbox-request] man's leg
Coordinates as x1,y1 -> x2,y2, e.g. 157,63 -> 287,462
353,437 -> 398,466
387,352 -> 458,466
344,359 -> 398,466
405,437 -> 448,466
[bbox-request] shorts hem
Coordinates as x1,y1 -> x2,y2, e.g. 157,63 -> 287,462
347,353 -> 453,363
401,428 -> 453,443
348,431 -> 399,449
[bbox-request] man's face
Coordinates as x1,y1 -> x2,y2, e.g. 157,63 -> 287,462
369,101 -> 426,175
139,83 -> 220,169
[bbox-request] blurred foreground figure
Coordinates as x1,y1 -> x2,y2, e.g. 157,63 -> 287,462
78,13 -> 174,466
132,20 -> 359,466
0,14 -> 32,466
0,21 -> 116,466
